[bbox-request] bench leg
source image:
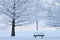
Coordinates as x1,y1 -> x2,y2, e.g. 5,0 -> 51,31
41,36 -> 44,39
35,36 -> 36,39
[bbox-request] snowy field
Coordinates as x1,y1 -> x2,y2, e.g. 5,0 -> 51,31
0,37 -> 60,40
0,31 -> 60,40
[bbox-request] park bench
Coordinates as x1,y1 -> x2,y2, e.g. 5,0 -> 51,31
33,32 -> 44,39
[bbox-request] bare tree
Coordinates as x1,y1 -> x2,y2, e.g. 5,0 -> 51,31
45,0 -> 60,27
0,0 -> 36,36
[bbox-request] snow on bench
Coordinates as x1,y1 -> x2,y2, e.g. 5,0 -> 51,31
33,32 -> 44,39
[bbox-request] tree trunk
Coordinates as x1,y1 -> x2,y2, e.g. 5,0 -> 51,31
36,20 -> 38,31
11,18 -> 15,36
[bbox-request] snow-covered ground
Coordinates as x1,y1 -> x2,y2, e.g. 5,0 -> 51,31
0,37 -> 60,40
0,31 -> 60,40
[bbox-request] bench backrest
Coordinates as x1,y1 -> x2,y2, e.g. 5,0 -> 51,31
34,32 -> 44,35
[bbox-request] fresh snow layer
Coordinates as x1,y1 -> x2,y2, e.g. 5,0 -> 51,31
0,31 -> 60,40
